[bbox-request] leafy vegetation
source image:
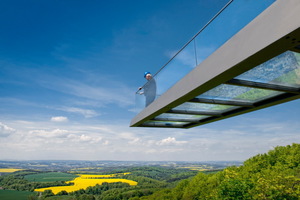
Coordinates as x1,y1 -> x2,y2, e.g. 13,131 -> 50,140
142,143 -> 300,199
0,171 -> 72,192
0,189 -> 34,200
25,172 -> 78,182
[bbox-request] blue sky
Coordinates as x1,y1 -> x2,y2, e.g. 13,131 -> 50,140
1,0 -> 300,161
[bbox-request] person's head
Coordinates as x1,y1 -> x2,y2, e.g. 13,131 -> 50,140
144,72 -> 152,80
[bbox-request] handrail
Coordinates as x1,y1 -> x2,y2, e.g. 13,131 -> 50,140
136,0 -> 234,94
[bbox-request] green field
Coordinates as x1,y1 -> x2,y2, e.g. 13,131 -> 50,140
25,172 -> 78,182
0,190 -> 34,200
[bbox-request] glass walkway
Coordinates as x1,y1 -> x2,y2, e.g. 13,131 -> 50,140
131,0 -> 300,128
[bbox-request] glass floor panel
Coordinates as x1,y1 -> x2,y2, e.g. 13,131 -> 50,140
235,51 -> 300,88
198,84 -> 284,103
173,102 -> 240,112
155,113 -> 209,121
142,121 -> 189,127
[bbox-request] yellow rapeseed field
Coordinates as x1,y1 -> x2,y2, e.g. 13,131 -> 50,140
34,173 -> 137,194
0,168 -> 24,173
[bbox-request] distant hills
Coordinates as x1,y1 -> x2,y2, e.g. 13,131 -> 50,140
0,160 -> 241,172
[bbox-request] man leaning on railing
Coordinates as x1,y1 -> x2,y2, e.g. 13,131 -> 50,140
138,71 -> 157,107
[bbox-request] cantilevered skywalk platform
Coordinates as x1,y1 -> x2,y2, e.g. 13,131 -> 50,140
131,0 -> 300,128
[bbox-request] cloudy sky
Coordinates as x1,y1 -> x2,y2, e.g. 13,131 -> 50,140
1,0 -> 300,161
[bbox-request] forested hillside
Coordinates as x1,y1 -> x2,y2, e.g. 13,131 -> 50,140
141,143 -> 300,200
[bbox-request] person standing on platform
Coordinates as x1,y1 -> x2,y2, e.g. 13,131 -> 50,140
138,72 -> 157,107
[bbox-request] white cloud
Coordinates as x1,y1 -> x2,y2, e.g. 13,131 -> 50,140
78,134 -> 94,142
156,137 -> 188,146
67,133 -> 103,144
79,134 -> 102,143
29,129 -> 69,138
51,116 -> 68,122
0,122 -> 16,137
